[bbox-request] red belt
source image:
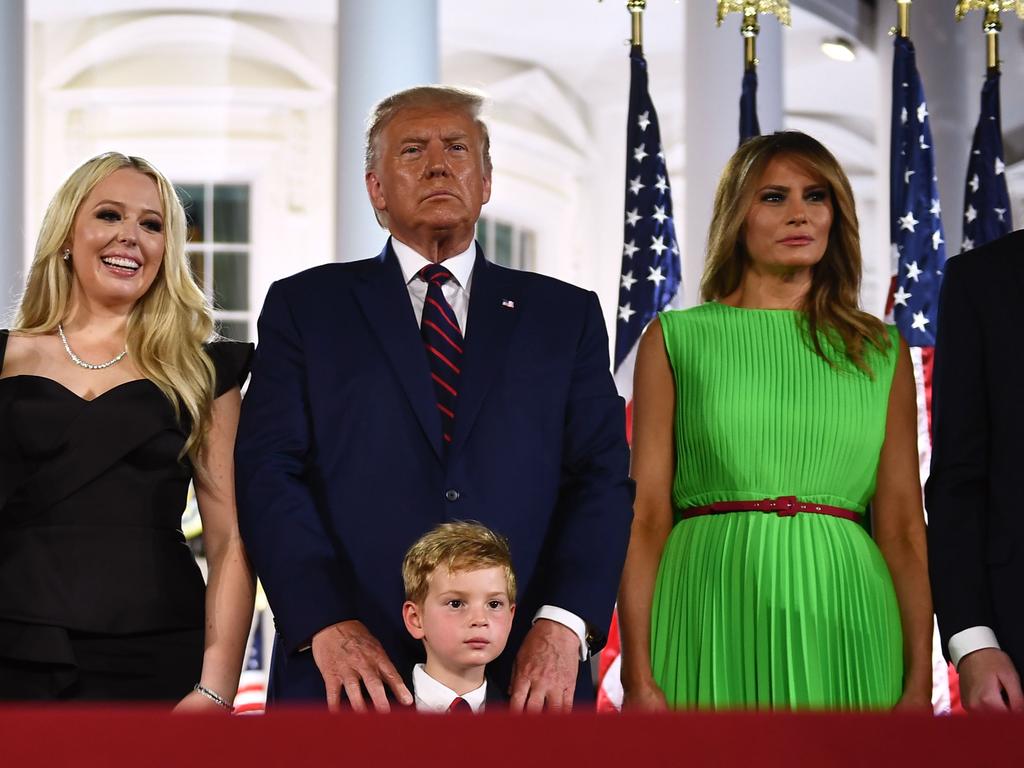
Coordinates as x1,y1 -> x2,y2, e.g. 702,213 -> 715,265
679,496 -> 861,523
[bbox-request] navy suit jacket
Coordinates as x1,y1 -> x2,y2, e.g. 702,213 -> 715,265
235,241 -> 633,703
926,229 -> 1024,673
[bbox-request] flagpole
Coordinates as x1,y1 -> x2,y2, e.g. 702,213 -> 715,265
894,0 -> 910,38
957,0 -> 1018,250
955,1 -> 1024,74
598,0 -> 683,712
599,0 -> 645,48
627,0 -> 645,48
985,14 -> 1001,73
718,1 -> 789,142
888,10 -> 952,712
743,10 -> 758,71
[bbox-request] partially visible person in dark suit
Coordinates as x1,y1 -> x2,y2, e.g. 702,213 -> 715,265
234,86 -> 632,712
0,152 -> 255,708
927,228 -> 1024,713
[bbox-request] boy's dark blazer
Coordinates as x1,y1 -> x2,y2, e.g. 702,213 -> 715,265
927,228 -> 1024,673
235,241 -> 633,702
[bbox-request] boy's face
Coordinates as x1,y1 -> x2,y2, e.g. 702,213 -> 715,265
403,565 -> 515,675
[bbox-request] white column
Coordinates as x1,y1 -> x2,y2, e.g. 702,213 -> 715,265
335,0 -> 439,263
757,21 -> 785,135
870,8 -> 895,317
682,4 -> 784,307
0,0 -> 26,317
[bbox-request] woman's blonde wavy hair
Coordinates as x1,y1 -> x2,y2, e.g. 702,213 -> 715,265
14,152 -> 216,465
701,131 -> 890,374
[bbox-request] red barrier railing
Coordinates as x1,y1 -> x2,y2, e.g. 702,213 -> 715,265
0,707 -> 1020,767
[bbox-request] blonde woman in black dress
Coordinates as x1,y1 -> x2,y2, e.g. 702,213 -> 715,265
0,153 -> 255,709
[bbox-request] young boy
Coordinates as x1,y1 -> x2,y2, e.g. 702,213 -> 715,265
401,521 -> 516,713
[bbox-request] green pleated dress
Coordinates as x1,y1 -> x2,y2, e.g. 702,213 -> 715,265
650,303 -> 904,709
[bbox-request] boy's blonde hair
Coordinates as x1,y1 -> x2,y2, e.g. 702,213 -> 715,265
402,521 -> 516,605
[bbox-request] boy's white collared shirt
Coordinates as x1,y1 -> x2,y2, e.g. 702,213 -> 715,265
412,663 -> 487,713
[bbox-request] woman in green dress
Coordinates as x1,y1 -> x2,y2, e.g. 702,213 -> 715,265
617,132 -> 933,710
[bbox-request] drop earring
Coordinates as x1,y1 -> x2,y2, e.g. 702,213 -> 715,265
62,249 -> 71,262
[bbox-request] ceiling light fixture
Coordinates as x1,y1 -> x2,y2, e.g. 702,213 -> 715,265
821,37 -> 856,62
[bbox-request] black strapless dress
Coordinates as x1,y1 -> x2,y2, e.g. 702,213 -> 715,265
0,330 -> 252,701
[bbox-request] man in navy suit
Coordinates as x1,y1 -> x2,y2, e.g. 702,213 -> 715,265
235,86 -> 633,712
927,229 -> 1024,713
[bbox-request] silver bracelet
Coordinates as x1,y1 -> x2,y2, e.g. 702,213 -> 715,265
193,683 -> 234,711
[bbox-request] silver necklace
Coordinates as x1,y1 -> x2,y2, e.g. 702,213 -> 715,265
57,324 -> 128,370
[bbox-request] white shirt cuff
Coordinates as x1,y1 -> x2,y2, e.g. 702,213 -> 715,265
949,626 -> 1001,668
533,605 -> 588,661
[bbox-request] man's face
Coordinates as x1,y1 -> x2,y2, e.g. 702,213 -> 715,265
403,566 -> 514,677
365,106 -> 491,249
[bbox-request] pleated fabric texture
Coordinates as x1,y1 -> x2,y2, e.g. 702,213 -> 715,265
651,303 -> 903,710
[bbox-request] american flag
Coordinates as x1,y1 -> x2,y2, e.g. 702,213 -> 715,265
611,45 -> 683,408
595,611 -> 622,711
888,33 -> 951,715
233,610 -> 268,715
739,68 -> 760,144
888,35 -> 946,349
962,70 -> 1013,251
598,44 -> 682,713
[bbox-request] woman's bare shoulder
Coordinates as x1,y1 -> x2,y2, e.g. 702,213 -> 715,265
0,332 -> 60,377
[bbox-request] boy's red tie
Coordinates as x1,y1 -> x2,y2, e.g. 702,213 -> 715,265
447,697 -> 472,713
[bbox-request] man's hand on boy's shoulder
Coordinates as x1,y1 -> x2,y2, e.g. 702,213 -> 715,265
311,620 -> 414,713
508,619 -> 581,713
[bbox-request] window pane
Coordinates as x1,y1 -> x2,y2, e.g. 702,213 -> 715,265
520,230 -> 535,270
179,185 -> 205,244
494,222 -> 513,267
187,251 -> 206,290
476,218 -> 488,252
216,319 -> 249,343
213,184 -> 249,242
213,251 -> 248,311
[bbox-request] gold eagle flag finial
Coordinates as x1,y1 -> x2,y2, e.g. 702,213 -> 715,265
716,0 -> 792,28
716,1 -> 790,70
954,1 -> 1024,72
954,1 -> 1024,23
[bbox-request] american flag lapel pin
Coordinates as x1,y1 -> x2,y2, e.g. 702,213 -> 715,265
501,299 -> 515,309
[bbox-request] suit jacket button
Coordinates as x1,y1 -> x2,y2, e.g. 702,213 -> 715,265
445,489 -> 460,502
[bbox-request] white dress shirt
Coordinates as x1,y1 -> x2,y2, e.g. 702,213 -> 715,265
391,237 -> 590,661
949,626 -> 1001,668
392,237 -> 475,330
412,663 -> 487,713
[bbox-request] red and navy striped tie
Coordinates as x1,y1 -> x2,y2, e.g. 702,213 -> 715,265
419,263 -> 463,448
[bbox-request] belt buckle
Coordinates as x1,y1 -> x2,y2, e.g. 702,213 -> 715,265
771,496 -> 799,517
